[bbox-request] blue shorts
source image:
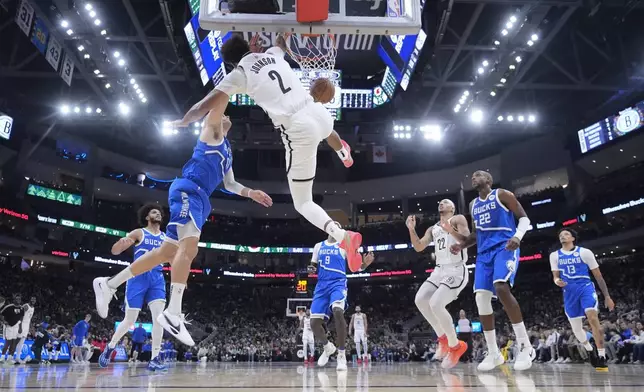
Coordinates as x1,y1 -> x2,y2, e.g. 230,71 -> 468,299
73,336 -> 84,347
165,178 -> 211,243
474,245 -> 520,296
125,270 -> 166,310
564,281 -> 598,319
311,279 -> 348,320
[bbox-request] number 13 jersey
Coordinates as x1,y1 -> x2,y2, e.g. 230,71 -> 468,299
215,47 -> 310,126
431,217 -> 467,265
471,189 -> 517,252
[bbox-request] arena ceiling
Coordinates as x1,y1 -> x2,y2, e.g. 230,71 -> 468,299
1,0 -> 643,167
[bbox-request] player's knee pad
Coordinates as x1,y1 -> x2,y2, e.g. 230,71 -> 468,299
568,317 -> 587,343
475,291 -> 494,315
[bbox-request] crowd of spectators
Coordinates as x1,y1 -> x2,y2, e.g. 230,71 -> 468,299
2,251 -> 643,365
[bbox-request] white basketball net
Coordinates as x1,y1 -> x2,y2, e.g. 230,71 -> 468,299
283,33 -> 337,72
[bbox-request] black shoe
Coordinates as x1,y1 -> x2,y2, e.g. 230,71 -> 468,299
588,349 -> 599,368
595,355 -> 608,372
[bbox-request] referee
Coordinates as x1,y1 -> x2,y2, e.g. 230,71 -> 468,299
457,309 -> 473,362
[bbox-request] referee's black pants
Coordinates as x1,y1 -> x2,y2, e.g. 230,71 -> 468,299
458,332 -> 473,361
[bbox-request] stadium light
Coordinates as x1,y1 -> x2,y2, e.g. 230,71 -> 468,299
494,40 -> 500,46
454,105 -> 461,113
118,102 -> 130,116
531,34 -> 539,41
528,114 -> 536,123
85,4 -> 93,10
500,78 -> 507,84
84,54 -> 90,59
506,22 -> 513,29
490,91 -> 496,96
113,51 -> 120,58
527,40 -> 534,46
497,115 -> 504,121
141,97 -> 148,103
482,60 -> 489,67
74,106 -> 81,113
463,91 -> 469,96
94,19 -> 101,26
405,133 -> 412,139
501,29 -> 508,36
515,56 -> 522,63
405,125 -> 411,131
509,64 -> 516,70
118,59 -> 126,67
105,83 -> 111,89
393,133 -> 400,139
89,10 -> 96,18
133,84 -> 139,90
96,108 -> 102,114
100,29 -> 107,35
78,45 -> 85,51
130,78 -> 136,85
470,109 -> 484,124
94,69 -> 100,75
85,107 -> 92,114
507,115 -> 514,122
510,15 -> 517,23
194,129 -> 200,135
422,125 -> 442,142
518,115 -> 525,122
61,20 -> 69,28
477,67 -> 484,74
66,29 -> 74,35
60,105 -> 70,115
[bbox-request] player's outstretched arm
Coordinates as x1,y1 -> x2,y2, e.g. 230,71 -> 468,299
498,189 -> 531,251
222,169 -> 273,208
406,215 -> 432,252
111,229 -> 142,255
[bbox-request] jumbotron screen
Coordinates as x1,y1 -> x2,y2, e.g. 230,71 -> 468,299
578,99 -> 644,154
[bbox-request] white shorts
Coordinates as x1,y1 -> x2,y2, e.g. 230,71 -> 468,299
354,331 -> 367,344
3,324 -> 20,340
426,263 -> 469,302
279,101 -> 333,181
302,332 -> 314,343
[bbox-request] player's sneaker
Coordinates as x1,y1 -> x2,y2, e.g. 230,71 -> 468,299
477,351 -> 505,371
357,358 -> 362,365
595,355 -> 608,372
148,356 -> 167,372
93,277 -> 117,319
336,351 -> 347,371
435,335 -> 449,360
309,356 -> 315,364
98,346 -> 114,368
340,231 -> 363,272
340,140 -> 354,168
514,344 -> 536,371
441,340 -> 468,369
364,356 -> 369,364
157,310 -> 195,347
317,342 -> 337,367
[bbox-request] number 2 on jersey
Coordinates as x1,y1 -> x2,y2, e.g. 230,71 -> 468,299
478,212 -> 491,226
437,238 -> 446,250
268,70 -> 291,94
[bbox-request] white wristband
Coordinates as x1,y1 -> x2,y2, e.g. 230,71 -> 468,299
514,216 -> 531,241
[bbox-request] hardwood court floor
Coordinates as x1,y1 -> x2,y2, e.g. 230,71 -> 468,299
1,361 -> 643,391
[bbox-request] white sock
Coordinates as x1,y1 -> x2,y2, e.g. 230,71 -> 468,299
108,267 -> 134,289
362,342 -> 368,358
512,322 -> 530,347
336,146 -> 350,161
583,341 -> 593,351
303,342 -> 308,358
484,330 -> 499,355
598,348 -> 605,358
325,221 -> 347,243
168,283 -> 186,315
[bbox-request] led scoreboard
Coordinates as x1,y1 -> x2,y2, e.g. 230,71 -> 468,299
296,279 -> 308,294
342,89 -> 373,109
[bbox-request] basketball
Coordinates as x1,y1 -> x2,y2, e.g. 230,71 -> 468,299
309,78 -> 335,104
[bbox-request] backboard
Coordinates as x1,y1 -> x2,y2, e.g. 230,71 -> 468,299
199,0 -> 421,35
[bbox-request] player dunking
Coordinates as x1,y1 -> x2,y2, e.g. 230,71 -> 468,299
165,33 -> 363,272
309,227 -> 374,371
349,306 -> 369,364
98,204 -> 167,370
299,309 -> 315,364
93,114 -> 272,346
408,199 -> 470,369
550,228 -> 614,371
448,171 -> 535,371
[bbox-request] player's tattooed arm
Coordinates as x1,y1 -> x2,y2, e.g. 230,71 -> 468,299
111,229 -> 142,255
591,267 -> 615,311
498,189 -> 531,251
407,215 -> 432,252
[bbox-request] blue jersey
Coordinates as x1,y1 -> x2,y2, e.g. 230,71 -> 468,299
554,247 -> 593,285
471,189 -> 516,252
73,320 -> 89,338
134,228 -> 165,272
313,240 -> 348,282
181,138 -> 233,196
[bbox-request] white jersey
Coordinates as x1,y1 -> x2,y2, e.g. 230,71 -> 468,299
431,217 -> 467,265
302,316 -> 312,334
216,47 -> 311,126
21,305 -> 34,332
353,313 -> 366,332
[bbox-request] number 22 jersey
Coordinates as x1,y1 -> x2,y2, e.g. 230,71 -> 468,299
471,189 -> 517,253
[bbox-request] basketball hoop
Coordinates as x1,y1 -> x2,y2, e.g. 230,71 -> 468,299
282,33 -> 337,72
